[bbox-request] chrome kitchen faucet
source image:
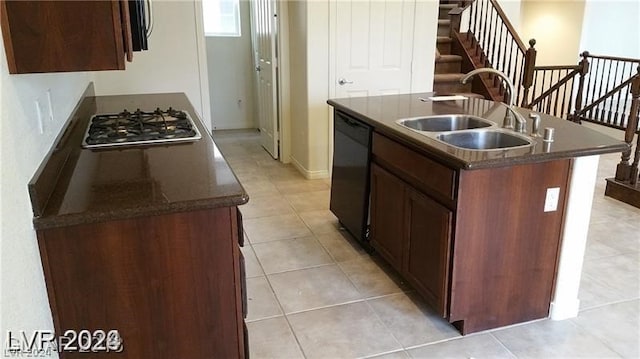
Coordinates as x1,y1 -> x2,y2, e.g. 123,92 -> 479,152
460,68 -> 528,133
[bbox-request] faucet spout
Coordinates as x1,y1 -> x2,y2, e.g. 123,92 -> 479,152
460,68 -> 527,132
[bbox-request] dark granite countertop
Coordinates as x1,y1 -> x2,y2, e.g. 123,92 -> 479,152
328,93 -> 629,170
29,85 -> 248,230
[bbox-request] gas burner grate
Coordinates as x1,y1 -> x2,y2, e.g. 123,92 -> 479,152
83,107 -> 202,148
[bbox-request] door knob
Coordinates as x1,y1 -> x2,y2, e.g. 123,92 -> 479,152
338,78 -> 354,86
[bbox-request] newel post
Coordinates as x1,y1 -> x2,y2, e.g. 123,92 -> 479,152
615,66 -> 640,182
626,69 -> 640,184
521,39 -> 537,107
570,51 -> 591,123
449,7 -> 464,38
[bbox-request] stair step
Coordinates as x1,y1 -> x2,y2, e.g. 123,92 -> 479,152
435,52 -> 461,73
439,4 -> 457,18
435,60 -> 461,74
433,81 -> 472,94
437,20 -> 451,37
435,54 -> 462,63
436,36 -> 453,54
434,73 -> 465,83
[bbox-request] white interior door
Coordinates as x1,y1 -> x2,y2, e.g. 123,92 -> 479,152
334,0 -> 416,98
250,0 -> 279,158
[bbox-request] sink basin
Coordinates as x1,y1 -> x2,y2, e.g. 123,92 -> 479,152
397,115 -> 493,132
437,130 -> 532,150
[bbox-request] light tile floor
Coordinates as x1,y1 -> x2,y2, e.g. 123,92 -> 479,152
213,129 -> 640,359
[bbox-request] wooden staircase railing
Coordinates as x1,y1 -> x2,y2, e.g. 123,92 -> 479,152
525,64 -> 582,118
614,71 -> 640,183
604,72 -> 640,207
448,0 -> 640,207
573,54 -> 640,130
522,52 -> 590,119
461,0 -> 528,104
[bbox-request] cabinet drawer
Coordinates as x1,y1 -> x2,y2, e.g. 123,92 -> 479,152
372,133 -> 456,202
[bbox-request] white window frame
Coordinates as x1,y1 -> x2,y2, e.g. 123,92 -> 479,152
202,0 -> 241,37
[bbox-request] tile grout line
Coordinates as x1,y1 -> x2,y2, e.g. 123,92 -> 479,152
563,317 -> 627,358
221,131 -> 640,358
228,146 -> 312,359
360,299 -> 406,356
487,332 -> 519,359
237,154 -> 315,358
246,240 -> 309,359
576,297 -> 640,313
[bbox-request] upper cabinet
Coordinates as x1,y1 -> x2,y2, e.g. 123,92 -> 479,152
0,0 -> 143,74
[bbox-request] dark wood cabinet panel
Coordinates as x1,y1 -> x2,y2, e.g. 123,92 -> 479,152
37,207 -> 246,358
403,187 -> 452,317
370,163 -> 405,272
368,130 -> 570,335
449,160 -> 571,334
1,0 -> 131,73
372,132 -> 456,205
371,162 -> 453,316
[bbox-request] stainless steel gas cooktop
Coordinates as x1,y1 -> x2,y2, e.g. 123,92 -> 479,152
82,107 -> 202,149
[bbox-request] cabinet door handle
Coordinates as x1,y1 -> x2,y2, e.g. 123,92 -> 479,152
240,252 -> 247,318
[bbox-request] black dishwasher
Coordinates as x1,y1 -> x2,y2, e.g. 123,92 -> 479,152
330,110 -> 372,245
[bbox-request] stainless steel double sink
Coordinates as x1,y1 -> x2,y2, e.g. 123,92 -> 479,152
396,115 -> 533,151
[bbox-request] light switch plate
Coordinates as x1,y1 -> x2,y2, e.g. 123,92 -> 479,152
544,187 -> 560,212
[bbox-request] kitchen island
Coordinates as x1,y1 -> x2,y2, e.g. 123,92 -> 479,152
328,93 -> 627,334
29,85 -> 249,358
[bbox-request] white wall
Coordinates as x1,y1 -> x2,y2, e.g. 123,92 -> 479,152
92,1 -> 211,132
1,32 -> 92,358
287,0 -> 330,178
579,0 -> 640,58
288,0 -> 439,178
498,0 -> 522,32
520,0 -> 586,65
287,0 -> 309,169
205,0 -> 256,129
305,1 -> 330,178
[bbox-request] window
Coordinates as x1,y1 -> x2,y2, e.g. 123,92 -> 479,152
202,0 -> 241,37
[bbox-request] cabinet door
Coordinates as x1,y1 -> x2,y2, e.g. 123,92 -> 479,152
403,187 -> 452,317
370,163 -> 405,272
1,0 -> 130,73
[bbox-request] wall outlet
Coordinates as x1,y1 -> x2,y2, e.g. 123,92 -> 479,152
544,187 -> 560,212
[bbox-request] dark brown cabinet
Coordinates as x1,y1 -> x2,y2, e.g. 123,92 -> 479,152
370,163 -> 451,316
369,131 -> 570,334
403,186 -> 451,317
370,163 -> 405,272
1,0 -> 133,74
36,207 -> 247,358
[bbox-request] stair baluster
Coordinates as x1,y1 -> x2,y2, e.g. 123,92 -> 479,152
615,68 -> 640,183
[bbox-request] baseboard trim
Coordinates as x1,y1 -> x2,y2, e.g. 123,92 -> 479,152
290,156 -> 329,179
